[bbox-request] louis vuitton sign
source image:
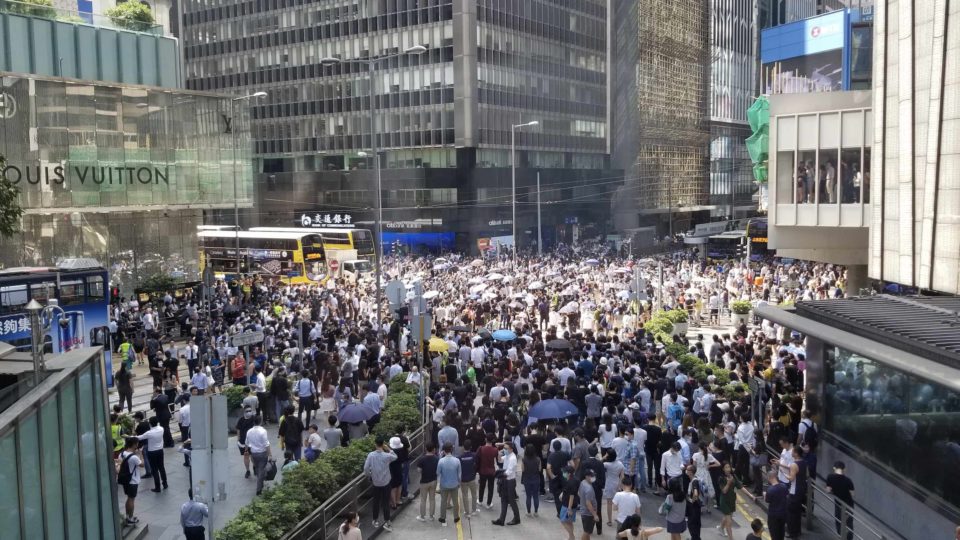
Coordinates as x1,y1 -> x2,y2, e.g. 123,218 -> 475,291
2,164 -> 170,187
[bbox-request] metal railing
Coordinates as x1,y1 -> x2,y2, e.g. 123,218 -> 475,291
762,444 -> 899,540
0,0 -> 164,34
283,422 -> 429,540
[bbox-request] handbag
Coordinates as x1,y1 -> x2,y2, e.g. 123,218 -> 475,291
658,495 -> 673,516
264,459 -> 278,481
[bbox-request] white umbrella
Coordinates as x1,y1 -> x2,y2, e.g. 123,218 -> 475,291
467,276 -> 484,285
423,290 -> 440,300
435,257 -> 448,264
486,272 -> 505,281
616,290 -> 631,300
469,283 -> 488,294
558,301 -> 580,314
528,281 -> 545,290
481,291 -> 498,300
545,270 -> 561,277
471,259 -> 484,267
432,263 -> 451,271
584,258 -> 600,266
614,268 -> 631,274
509,301 -> 524,309
685,287 -> 701,295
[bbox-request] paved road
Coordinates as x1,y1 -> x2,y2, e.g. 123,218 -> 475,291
385,483 -> 790,540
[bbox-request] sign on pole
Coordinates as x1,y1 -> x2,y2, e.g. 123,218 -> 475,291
230,330 -> 264,347
386,279 -> 404,310
409,314 -> 432,343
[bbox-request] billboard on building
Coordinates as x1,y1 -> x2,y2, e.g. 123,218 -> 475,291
760,9 -> 867,93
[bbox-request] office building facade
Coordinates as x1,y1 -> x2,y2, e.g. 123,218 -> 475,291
870,0 -> 960,295
709,0 -> 758,219
180,0 -> 613,252
611,0 -> 711,234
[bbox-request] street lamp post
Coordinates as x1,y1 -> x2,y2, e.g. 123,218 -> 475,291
230,91 -> 267,305
321,45 -> 427,339
511,120 -> 538,267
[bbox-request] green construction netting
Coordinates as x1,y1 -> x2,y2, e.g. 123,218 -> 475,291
747,95 -> 770,132
753,162 -> 768,183
745,131 -> 768,163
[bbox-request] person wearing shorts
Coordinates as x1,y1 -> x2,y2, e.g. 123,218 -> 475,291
579,470 -> 600,540
118,437 -> 142,526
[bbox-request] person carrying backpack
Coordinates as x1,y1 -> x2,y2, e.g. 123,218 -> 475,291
117,437 -> 143,526
797,410 -> 819,479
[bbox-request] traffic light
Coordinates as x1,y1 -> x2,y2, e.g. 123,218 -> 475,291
110,286 -> 121,303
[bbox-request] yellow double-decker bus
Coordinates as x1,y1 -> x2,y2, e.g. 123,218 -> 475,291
249,227 -> 375,261
198,230 -> 325,283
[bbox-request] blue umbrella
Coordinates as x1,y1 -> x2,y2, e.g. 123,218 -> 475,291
337,402 -> 376,423
527,399 -> 579,422
492,329 -> 517,342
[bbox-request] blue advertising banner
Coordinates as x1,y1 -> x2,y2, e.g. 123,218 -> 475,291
761,10 -> 847,63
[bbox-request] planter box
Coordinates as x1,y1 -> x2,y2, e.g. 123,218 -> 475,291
672,321 -> 689,336
731,312 -> 750,327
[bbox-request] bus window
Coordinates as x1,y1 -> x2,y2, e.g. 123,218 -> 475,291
29,281 -> 56,304
0,284 -> 27,314
59,279 -> 85,306
87,275 -> 106,301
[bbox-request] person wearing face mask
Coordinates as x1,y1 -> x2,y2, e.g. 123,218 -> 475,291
578,469 -> 601,540
235,407 -> 257,478
559,466 -> 580,540
491,441 -> 521,526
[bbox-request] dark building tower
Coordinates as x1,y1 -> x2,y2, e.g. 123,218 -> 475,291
180,0 -> 614,253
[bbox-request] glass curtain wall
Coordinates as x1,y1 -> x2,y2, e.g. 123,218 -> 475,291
0,357 -> 118,540
823,344 -> 960,510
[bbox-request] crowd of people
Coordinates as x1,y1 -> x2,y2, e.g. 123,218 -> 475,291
110,242 -> 852,539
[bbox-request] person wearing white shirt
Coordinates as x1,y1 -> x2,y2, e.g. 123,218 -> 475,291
493,441 -> 521,525
245,416 -> 272,495
659,442 -> 684,489
178,398 -> 192,465
611,480 -> 642,530
253,367 -> 270,422
118,437 -> 143,526
137,417 -> 168,492
558,364 -> 576,387
734,416 -> 756,480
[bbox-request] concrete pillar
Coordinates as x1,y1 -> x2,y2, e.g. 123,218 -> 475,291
846,264 -> 868,297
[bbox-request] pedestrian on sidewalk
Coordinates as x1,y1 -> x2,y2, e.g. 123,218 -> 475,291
177,396 -> 191,466
278,404 -> 305,460
522,442 -> 542,516
180,493 -> 209,540
437,443 -> 462,527
459,439 -> 479,516
492,441 -> 521,526
235,407 -> 256,478
245,415 -> 271,495
477,434 -> 499,508
363,435 -> 397,531
149,386 -> 175,447
416,441 -> 439,522
137,416 -> 168,492
765,470 -> 789,540
117,436 -> 142,527
115,363 -> 134,413
338,512 -> 362,540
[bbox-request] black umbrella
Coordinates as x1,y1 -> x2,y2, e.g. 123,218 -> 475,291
546,338 -> 572,351
477,328 -> 492,339
451,324 -> 471,332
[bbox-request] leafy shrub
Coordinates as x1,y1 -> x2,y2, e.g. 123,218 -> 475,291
731,300 -> 753,315
105,0 -> 154,31
223,384 -> 248,411
218,372 -> 423,538
643,314 -> 673,336
216,519 -> 267,540
665,308 -> 688,323
663,341 -> 689,359
723,382 -> 749,398
9,0 -> 56,19
678,354 -> 701,373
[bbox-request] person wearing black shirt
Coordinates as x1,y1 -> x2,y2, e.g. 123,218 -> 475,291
765,471 -> 789,540
746,518 -> 765,540
133,411 -> 153,477
825,461 -> 855,540
642,420 -> 663,492
235,407 -> 257,478
583,446 -> 606,535
150,386 -> 175,447
547,440 -> 571,516
560,466 -> 581,537
523,426 -> 547,495
278,405 -> 305,460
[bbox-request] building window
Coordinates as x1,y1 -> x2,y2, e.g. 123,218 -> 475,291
823,344 -> 960,510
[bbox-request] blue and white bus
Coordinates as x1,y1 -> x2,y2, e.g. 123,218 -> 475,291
0,259 -> 112,384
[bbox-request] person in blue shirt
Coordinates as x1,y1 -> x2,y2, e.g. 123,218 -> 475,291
436,443 -> 462,526
577,352 -> 595,379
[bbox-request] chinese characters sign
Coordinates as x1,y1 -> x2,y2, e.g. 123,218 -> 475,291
0,316 -> 31,337
299,213 -> 355,228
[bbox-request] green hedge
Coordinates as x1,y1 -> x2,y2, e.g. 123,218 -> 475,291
216,378 -> 423,540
